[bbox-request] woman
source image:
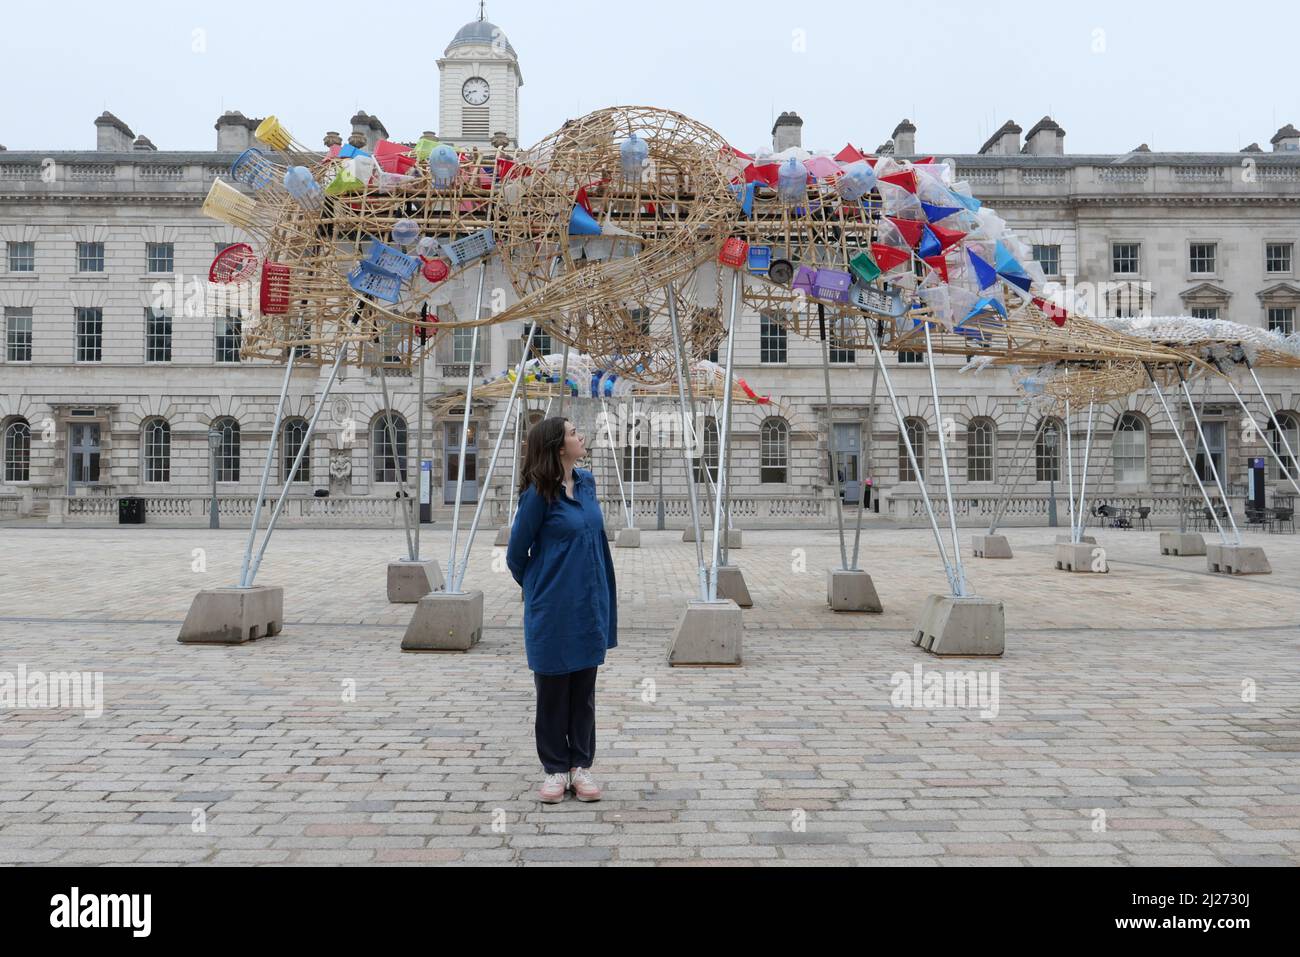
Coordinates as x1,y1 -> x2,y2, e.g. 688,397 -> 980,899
506,417 -> 618,804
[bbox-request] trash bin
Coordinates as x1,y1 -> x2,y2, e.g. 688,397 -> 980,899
118,497 -> 146,525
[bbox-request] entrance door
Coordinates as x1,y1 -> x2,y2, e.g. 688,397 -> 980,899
443,421 -> 479,505
833,422 -> 862,504
68,423 -> 101,492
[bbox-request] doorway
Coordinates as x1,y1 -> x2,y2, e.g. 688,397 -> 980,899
443,420 -> 479,504
68,423 -> 101,493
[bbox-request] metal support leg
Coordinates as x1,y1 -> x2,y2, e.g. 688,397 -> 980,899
246,348 -> 346,586
599,396 -> 632,528
851,322 -> 882,570
239,349 -> 296,587
709,270 -> 742,602
1146,364 -> 1229,542
377,355 -> 415,561
1075,403 -> 1096,542
922,322 -> 969,596
1064,400 -> 1077,543
446,262 -> 488,593
987,408 -> 1042,536
1177,368 -> 1241,545
667,286 -> 709,601
1245,366 -> 1300,499
819,304 -> 848,570
867,323 -> 960,595
451,321 -> 538,592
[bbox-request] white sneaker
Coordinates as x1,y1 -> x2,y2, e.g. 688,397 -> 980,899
538,772 -> 568,803
569,767 -> 602,802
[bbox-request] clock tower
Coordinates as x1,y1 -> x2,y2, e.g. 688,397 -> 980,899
437,4 -> 523,150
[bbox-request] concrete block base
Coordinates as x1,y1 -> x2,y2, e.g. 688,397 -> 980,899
1055,542 -> 1108,573
387,559 -> 445,604
1207,544 -> 1271,576
682,526 -> 697,542
1160,532 -> 1206,556
826,569 -> 883,613
913,594 -> 1005,657
178,586 -> 284,645
1056,535 -> 1097,545
688,528 -> 742,548
716,565 -> 752,608
615,527 -> 641,548
971,534 -> 1013,559
401,590 -> 484,652
495,525 -> 511,546
668,600 -> 743,666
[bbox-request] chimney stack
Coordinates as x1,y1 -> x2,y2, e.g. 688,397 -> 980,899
132,135 -> 157,151
94,111 -> 134,152
978,120 -> 1022,156
1272,123 -> 1299,152
891,119 -> 916,156
323,131 -> 343,149
215,111 -> 257,152
1023,116 -> 1065,156
772,111 -> 803,152
350,111 -> 389,150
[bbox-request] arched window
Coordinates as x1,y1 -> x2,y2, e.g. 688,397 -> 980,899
213,417 -> 240,483
3,418 -> 31,483
1035,418 -> 1062,482
282,418 -> 311,484
1113,413 -> 1148,484
373,413 -> 408,483
899,417 -> 926,483
760,417 -> 789,483
142,418 -> 171,483
1271,412 -> 1300,480
966,418 -> 996,483
695,416 -> 719,485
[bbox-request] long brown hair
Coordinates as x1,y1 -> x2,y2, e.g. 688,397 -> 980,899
519,417 -> 570,504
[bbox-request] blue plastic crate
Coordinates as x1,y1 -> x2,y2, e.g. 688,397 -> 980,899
364,240 -> 421,280
347,262 -> 403,303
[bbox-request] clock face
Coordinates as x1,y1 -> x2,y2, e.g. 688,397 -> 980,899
462,77 -> 490,106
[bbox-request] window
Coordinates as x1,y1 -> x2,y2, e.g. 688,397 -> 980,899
282,418 -> 311,484
75,307 -> 102,362
1267,307 -> 1294,334
760,311 -> 787,364
966,418 -> 995,483
898,350 -> 925,364
77,242 -> 105,272
1266,243 -> 1293,275
1190,307 -> 1220,321
215,241 -> 238,257
524,322 -> 552,357
1112,413 -> 1148,484
5,308 -> 32,362
695,416 -> 719,484
3,419 -> 30,482
898,418 -> 926,483
216,311 -> 242,363
628,307 -> 651,336
1035,419 -> 1062,482
146,242 -> 174,273
7,241 -> 34,272
452,327 -> 477,364
1111,243 -> 1140,275
706,345 -> 719,364
1270,413 -> 1299,481
380,324 -> 405,365
1032,244 -> 1061,277
760,418 -> 789,483
829,334 -> 855,364
1194,420 -> 1226,484
1189,242 -> 1217,275
372,413 -> 408,483
213,417 -> 240,483
145,307 -> 172,362
142,419 -> 171,483
620,416 -> 650,484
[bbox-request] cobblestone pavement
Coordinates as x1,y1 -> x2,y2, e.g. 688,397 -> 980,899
1,523 -> 1298,866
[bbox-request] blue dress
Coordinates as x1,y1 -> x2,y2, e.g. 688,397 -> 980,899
506,467 -> 618,676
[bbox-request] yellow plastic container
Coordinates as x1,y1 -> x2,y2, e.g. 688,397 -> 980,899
254,115 -> 292,151
202,179 -> 258,229
414,137 -> 439,162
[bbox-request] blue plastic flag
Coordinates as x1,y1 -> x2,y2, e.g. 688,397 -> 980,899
967,249 -> 999,290
918,225 -> 942,260
569,205 -> 603,236
921,202 -> 962,223
994,241 -> 1026,277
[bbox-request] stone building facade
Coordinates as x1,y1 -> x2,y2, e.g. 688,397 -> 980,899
1,14 -> 1298,528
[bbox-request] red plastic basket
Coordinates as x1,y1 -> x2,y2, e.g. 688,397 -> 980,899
421,258 -> 450,284
259,262 -> 291,315
718,237 -> 749,269
209,243 -> 258,284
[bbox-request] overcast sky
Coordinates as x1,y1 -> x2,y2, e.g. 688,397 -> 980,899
2,0 -> 1295,155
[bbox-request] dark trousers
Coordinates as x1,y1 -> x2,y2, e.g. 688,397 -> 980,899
533,667 -> 597,774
